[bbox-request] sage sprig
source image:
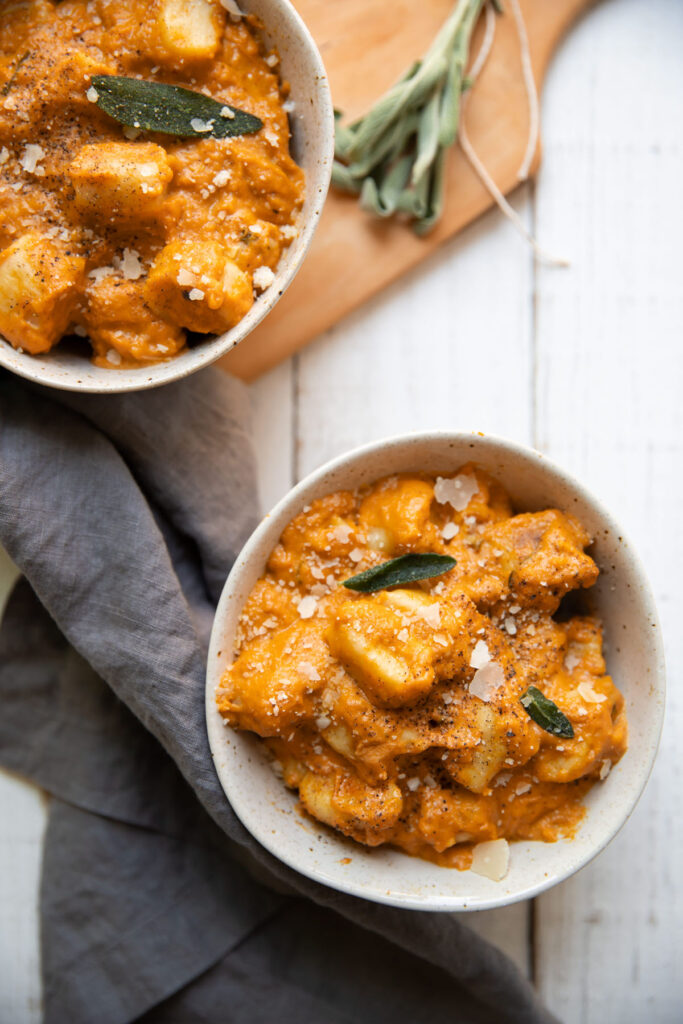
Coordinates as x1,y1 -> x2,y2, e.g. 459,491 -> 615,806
332,0 -> 490,234
343,553 -> 456,593
90,76 -> 262,139
520,686 -> 574,739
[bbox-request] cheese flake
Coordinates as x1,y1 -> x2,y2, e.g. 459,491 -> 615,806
469,639 -> 490,669
220,0 -> 244,18
88,266 -> 115,282
297,595 -> 318,619
564,650 -> 581,672
330,523 -> 353,543
433,473 -> 479,511
469,661 -> 505,702
577,680 -> 607,704
471,838 -> 510,881
417,603 -> 441,629
20,143 -> 45,174
297,661 -> 320,682
253,265 -> 276,290
117,248 -> 143,280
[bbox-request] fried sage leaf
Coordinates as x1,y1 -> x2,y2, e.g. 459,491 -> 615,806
90,75 -> 262,138
520,686 -> 575,738
343,553 -> 456,593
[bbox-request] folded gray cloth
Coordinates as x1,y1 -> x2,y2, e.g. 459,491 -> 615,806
0,369 -> 558,1024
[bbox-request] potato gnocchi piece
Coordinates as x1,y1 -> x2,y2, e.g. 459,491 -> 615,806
416,785 -> 498,851
358,476 -> 438,553
0,233 -> 84,353
326,587 -> 514,711
299,769 -> 403,846
85,278 -> 185,366
219,619 -> 328,736
154,0 -> 224,62
486,510 -> 599,611
68,142 -> 173,223
146,238 -> 253,334
530,618 -> 628,783
234,578 -> 299,651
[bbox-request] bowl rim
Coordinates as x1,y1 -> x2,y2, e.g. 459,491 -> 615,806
206,430 -> 666,911
0,0 -> 334,394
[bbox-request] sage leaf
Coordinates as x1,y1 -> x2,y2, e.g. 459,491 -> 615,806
91,75 -> 262,138
343,553 -> 456,593
520,686 -> 575,739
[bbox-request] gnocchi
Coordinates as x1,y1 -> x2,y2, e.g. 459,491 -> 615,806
217,465 -> 628,871
0,0 -> 304,367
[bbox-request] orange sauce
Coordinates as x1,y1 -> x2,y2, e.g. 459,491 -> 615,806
217,468 -> 627,868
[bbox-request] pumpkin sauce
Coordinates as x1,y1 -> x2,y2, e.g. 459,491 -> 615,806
217,465 -> 628,876
0,0 -> 304,366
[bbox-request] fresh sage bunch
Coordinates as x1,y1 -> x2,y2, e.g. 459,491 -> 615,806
332,0 -> 496,234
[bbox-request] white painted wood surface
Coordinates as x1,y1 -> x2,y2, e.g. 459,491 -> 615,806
1,0 -> 681,1017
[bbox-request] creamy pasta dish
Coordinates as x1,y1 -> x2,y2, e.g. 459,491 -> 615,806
217,467 -> 628,877
0,0 -> 304,366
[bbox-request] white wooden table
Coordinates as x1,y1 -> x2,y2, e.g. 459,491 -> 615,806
1,0 -> 681,1019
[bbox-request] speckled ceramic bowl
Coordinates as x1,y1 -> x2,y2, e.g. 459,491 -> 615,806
0,0 -> 334,393
206,433 -> 665,911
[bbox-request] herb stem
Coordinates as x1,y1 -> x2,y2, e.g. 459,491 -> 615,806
333,0 -> 487,233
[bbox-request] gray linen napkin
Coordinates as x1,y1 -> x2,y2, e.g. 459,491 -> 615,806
0,369 -> 558,1024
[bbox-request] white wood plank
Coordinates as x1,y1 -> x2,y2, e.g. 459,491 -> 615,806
249,360 -> 296,510
296,195 -> 536,976
296,191 -> 536,476
0,546 -> 44,1024
0,772 -> 46,1024
533,0 -> 683,1019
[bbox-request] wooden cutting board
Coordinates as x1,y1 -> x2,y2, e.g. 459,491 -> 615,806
221,0 -> 593,380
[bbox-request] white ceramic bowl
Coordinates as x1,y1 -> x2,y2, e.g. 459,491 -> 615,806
206,433 -> 665,911
0,0 -> 334,393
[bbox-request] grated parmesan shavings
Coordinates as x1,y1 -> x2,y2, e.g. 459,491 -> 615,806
433,473 -> 479,511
